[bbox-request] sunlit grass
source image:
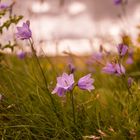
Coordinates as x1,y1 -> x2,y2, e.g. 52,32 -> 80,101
0,54 -> 140,139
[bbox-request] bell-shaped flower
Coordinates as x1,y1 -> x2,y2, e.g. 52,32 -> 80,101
103,62 -> 125,76
0,3 -> 8,10
78,74 -> 95,92
114,0 -> 122,5
16,21 -> 32,40
115,64 -> 125,75
102,63 -> 116,74
52,73 -> 75,96
117,44 -> 128,57
126,57 -> 133,64
17,51 -> 26,59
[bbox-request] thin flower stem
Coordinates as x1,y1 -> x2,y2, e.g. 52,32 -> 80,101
70,90 -> 76,124
29,38 -> 49,91
94,58 -> 105,66
122,75 -> 132,95
28,38 -> 63,123
118,56 -> 132,95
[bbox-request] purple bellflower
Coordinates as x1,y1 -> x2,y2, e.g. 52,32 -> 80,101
102,62 -> 125,76
0,3 -> 8,10
115,63 -> 125,75
68,62 -> 75,74
52,73 -> 75,96
117,44 -> 128,57
16,21 -> 32,40
92,52 -> 102,61
126,57 -> 133,64
91,45 -> 103,62
17,51 -> 26,59
78,74 -> 95,92
114,0 -> 122,5
102,63 -> 116,74
126,48 -> 134,64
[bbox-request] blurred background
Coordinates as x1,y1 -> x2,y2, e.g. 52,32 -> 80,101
1,0 -> 140,55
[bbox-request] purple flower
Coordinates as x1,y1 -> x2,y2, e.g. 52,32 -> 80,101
17,51 -> 26,59
92,52 -> 102,61
128,77 -> 134,88
78,74 -> 95,92
117,44 -> 128,57
52,73 -> 75,96
102,62 -> 125,76
0,3 -> 8,10
126,57 -> 133,64
115,64 -> 125,75
102,63 -> 116,74
68,62 -> 75,74
128,48 -> 134,56
114,0 -> 122,5
16,21 -> 32,40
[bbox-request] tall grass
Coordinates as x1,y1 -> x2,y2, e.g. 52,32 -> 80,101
0,54 -> 140,139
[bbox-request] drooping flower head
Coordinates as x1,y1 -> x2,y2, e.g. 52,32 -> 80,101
68,62 -> 75,74
16,20 -> 32,40
92,45 -> 104,62
114,0 -> 122,5
115,63 -> 125,75
0,3 -> 8,10
102,62 -> 125,76
128,48 -> 134,57
102,63 -> 116,74
117,44 -> 128,57
52,73 -> 75,96
17,51 -> 26,59
126,57 -> 133,65
92,52 -> 103,61
78,74 -> 95,92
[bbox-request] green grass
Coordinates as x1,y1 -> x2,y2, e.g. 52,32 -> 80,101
0,54 -> 140,140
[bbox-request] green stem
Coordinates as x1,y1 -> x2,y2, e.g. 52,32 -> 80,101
122,75 -> 132,95
28,38 -> 63,123
118,57 -> 132,95
70,90 -> 76,124
29,38 -> 48,90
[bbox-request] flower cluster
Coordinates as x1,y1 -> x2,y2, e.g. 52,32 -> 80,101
102,43 -> 134,89
52,73 -> 94,96
16,21 -> 135,94
102,62 -> 125,76
102,44 -> 128,76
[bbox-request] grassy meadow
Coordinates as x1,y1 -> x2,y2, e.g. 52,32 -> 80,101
1,0 -> 140,139
0,52 -> 140,140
